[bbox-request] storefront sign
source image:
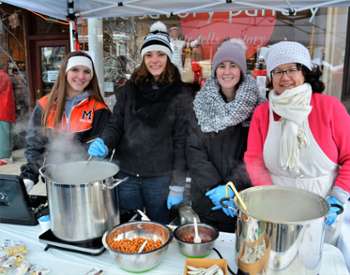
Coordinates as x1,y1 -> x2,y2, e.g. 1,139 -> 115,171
179,10 -> 276,59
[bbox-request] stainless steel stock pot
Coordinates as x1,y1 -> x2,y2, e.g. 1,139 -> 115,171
223,186 -> 329,275
39,160 -> 125,242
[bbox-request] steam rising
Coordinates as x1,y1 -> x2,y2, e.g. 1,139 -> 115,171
43,132 -> 119,184
46,132 -> 87,166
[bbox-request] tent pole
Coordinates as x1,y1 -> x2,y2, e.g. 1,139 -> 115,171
88,18 -> 104,98
69,20 -> 76,52
67,0 -> 76,51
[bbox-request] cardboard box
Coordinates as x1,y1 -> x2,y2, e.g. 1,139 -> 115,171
184,258 -> 228,275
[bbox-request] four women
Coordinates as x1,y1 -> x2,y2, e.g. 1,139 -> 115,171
20,30 -> 350,233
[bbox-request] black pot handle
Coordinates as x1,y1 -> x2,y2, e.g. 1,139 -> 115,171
220,197 -> 235,209
330,203 -> 344,215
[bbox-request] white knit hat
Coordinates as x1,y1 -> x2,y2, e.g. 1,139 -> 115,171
266,41 -> 312,74
140,21 -> 172,59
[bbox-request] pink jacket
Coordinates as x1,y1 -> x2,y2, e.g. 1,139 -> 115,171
244,93 -> 350,193
0,69 -> 16,123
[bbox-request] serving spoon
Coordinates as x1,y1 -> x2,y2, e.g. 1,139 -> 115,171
193,217 -> 201,243
138,240 -> 148,253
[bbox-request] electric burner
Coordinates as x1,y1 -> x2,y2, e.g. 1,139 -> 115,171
38,230 -> 105,255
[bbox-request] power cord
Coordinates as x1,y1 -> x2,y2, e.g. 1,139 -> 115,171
212,247 -> 236,275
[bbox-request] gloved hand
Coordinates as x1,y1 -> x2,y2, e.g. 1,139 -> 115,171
88,138 -> 108,158
325,196 -> 343,226
167,186 -> 184,209
23,179 -> 34,193
212,200 -> 237,217
205,185 -> 234,207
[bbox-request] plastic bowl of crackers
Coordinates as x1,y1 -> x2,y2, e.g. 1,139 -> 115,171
102,221 -> 173,272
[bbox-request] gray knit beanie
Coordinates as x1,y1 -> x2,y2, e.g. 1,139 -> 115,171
266,41 -> 312,74
212,39 -> 247,74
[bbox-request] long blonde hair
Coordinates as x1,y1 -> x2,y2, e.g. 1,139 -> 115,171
42,51 -> 105,127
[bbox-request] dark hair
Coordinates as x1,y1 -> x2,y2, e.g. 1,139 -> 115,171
267,63 -> 325,93
300,64 -> 325,93
131,56 -> 181,86
43,51 -> 105,127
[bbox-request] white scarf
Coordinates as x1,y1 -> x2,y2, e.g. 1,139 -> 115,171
269,83 -> 313,173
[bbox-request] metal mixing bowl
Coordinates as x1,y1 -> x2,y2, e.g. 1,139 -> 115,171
102,221 -> 173,272
174,223 -> 219,258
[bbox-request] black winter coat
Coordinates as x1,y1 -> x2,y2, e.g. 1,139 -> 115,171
102,80 -> 192,183
187,111 -> 251,232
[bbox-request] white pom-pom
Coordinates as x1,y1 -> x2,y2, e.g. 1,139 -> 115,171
150,21 -> 167,33
229,38 -> 247,51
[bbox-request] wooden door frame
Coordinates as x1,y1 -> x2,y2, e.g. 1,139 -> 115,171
26,36 -> 69,108
342,9 -> 350,101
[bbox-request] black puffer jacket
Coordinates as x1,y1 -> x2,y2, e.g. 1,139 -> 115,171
102,80 -> 192,183
187,111 -> 251,232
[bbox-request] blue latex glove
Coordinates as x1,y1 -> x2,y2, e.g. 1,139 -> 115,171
205,185 -> 234,207
88,138 -> 109,158
212,201 -> 237,217
167,186 -> 184,209
325,196 -> 343,226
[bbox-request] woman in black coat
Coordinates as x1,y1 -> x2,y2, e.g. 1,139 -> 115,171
88,23 -> 192,223
187,39 -> 263,232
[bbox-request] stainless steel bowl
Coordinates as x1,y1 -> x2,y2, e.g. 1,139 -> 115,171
174,223 -> 219,258
102,221 -> 172,272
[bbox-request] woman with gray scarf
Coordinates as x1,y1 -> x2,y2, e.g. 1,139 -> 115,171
187,39 -> 263,232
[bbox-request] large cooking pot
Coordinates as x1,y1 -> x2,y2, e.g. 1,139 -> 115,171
221,186 -> 329,275
39,160 -> 126,242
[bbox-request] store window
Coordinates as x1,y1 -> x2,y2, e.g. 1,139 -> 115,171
100,7 -> 348,99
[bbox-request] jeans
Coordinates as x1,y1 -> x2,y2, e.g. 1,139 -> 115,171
116,172 -> 171,224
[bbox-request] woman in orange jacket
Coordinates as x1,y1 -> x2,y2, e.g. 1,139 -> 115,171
20,51 -> 110,190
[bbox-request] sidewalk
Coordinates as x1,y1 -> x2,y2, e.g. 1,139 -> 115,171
0,149 -> 46,195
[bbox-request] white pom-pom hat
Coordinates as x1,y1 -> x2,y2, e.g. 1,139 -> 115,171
150,21 -> 167,33
141,21 -> 172,59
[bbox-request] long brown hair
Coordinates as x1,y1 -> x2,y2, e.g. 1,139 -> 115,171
42,51 -> 105,127
131,56 -> 181,87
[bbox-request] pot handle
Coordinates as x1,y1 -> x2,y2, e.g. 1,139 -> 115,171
104,176 -> 129,189
330,203 -> 344,215
220,197 -> 236,211
38,166 -> 47,184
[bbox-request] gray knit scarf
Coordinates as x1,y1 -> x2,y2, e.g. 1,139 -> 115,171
193,75 -> 262,133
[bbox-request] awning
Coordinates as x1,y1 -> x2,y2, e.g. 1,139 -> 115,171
2,0 -> 350,20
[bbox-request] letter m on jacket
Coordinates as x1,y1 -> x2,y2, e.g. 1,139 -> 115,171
82,110 -> 92,120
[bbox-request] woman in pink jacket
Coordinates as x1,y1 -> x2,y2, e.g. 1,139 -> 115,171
244,41 -> 350,244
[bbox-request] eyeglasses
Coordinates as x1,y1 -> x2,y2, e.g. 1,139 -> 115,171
271,67 -> 300,78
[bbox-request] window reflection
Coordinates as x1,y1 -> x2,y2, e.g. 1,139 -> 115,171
40,46 -> 66,96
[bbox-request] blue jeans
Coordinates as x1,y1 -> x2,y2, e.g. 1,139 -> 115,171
116,172 -> 171,224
